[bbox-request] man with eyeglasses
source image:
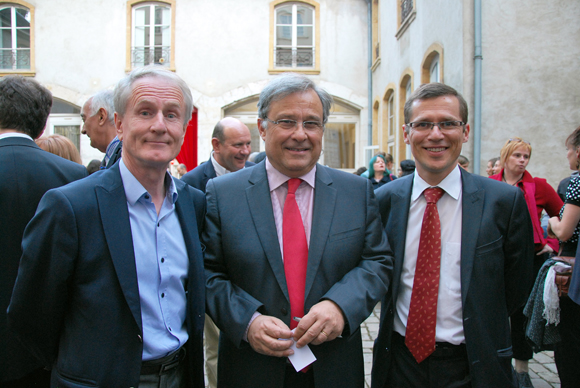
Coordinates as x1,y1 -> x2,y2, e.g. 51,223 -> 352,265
203,72 -> 392,388
371,83 -> 533,388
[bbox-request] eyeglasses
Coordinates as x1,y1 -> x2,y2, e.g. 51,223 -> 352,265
406,121 -> 465,131
508,138 -> 530,145
264,118 -> 324,132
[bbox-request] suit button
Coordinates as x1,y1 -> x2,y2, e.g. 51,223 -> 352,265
281,308 -> 288,315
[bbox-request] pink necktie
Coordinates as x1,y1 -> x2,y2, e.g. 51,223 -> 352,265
283,178 -> 308,330
405,187 -> 445,363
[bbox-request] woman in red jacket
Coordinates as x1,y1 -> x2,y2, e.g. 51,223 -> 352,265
490,137 -> 563,387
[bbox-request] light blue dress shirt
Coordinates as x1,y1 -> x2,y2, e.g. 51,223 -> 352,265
119,159 -> 189,361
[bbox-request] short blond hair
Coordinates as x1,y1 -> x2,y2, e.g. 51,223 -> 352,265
499,137 -> 532,167
36,134 -> 82,164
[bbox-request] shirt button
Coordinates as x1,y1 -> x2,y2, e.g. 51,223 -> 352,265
161,293 -> 165,298
161,258 -> 165,263
144,195 -> 149,199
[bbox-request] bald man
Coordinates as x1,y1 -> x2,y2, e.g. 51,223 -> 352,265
181,117 -> 253,388
182,117 -> 253,192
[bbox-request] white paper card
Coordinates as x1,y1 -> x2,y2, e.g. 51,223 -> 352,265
287,329 -> 317,372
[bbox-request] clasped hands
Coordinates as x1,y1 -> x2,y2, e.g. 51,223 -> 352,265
247,300 -> 345,357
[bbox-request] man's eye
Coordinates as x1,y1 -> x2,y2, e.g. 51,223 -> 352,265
416,122 -> 430,128
278,120 -> 294,124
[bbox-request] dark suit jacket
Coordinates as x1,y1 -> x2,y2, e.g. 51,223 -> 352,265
181,156 -> 254,192
371,170 -> 534,388
7,163 -> 206,388
0,136 -> 87,382
203,161 -> 393,388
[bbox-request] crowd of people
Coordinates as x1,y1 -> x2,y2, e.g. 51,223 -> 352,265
1,69 -> 579,388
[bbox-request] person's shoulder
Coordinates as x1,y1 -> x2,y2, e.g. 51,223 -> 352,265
181,162 -> 209,185
175,177 -> 205,201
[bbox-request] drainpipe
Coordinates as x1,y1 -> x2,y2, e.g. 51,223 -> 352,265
367,0 -> 372,146
473,0 -> 482,174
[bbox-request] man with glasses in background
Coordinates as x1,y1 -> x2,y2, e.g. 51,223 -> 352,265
371,83 -> 533,388
203,72 -> 392,388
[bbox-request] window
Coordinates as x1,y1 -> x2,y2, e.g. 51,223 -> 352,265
371,0 -> 380,66
420,45 -> 444,84
430,56 -> 439,82
0,1 -> 34,74
398,71 -> 413,160
127,0 -> 175,71
269,0 -> 320,74
396,0 -> 416,39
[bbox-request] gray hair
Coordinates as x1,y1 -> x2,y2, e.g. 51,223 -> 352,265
257,73 -> 333,126
114,65 -> 193,125
89,90 -> 115,123
404,82 -> 468,130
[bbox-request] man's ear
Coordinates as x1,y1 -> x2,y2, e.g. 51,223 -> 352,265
211,138 -> 221,153
114,112 -> 123,140
258,119 -> 266,141
98,108 -> 108,126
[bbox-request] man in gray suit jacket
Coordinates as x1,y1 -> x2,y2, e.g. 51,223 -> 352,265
371,83 -> 534,388
203,73 -> 392,388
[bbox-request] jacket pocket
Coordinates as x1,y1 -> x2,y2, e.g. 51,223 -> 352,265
54,370 -> 98,388
475,236 -> 503,255
496,346 -> 513,358
328,227 -> 361,242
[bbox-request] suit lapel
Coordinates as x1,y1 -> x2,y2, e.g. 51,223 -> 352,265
460,170 -> 484,306
96,165 -> 142,330
246,164 -> 290,301
390,177 -> 413,302
304,166 -> 336,299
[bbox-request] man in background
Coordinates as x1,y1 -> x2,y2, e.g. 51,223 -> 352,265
0,75 -> 87,387
81,90 -> 122,168
181,116 -> 252,388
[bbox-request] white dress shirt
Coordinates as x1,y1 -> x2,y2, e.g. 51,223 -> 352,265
394,165 -> 465,345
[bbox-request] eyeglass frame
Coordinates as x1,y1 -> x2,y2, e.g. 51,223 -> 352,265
263,118 -> 325,132
405,121 -> 466,131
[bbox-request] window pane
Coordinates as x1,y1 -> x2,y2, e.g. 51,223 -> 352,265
16,48 -> 29,69
275,48 -> 292,67
296,48 -> 313,67
276,26 -> 291,45
297,26 -> 312,46
1,28 -> 11,49
155,6 -> 170,25
0,8 -> 11,28
0,49 -> 12,69
276,6 -> 292,24
297,6 -> 313,25
15,8 -> 29,28
16,29 -> 29,49
135,6 -> 150,26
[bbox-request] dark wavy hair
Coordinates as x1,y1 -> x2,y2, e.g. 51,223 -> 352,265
0,76 -> 52,139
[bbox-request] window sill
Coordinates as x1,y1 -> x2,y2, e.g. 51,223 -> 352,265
371,57 -> 381,72
0,70 -> 35,77
268,68 -> 320,75
395,10 -> 416,40
125,66 -> 176,73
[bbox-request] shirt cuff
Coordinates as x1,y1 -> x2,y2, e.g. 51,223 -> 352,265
243,311 -> 262,342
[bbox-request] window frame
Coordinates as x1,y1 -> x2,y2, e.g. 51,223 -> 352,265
126,0 -> 176,72
421,44 -> 444,84
269,0 -> 320,75
0,0 -> 34,76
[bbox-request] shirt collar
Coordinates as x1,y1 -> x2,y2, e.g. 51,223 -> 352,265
210,151 -> 229,177
0,132 -> 33,141
119,159 -> 178,206
265,157 -> 316,191
411,164 -> 461,202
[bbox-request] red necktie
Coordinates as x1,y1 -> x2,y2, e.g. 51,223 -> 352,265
405,187 -> 445,363
283,178 -> 308,330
